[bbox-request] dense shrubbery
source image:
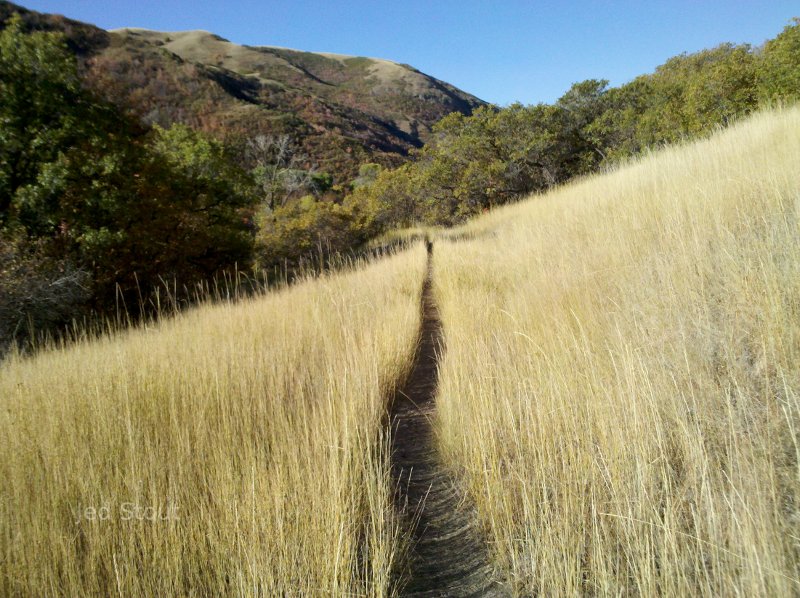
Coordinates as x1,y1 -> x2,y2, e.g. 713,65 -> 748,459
255,15 -> 800,277
0,16 -> 252,348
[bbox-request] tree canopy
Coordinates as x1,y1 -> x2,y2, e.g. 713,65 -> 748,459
342,22 -> 800,236
0,16 -> 252,345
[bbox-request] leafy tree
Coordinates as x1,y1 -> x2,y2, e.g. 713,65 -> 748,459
1,14 -> 253,323
587,78 -> 653,160
142,124 -> 253,288
345,163 -> 420,236
0,14 -> 96,224
554,79 -> 610,169
423,108 -> 507,216
758,18 -> 800,102
633,44 -> 757,146
683,44 -> 757,130
257,199 -> 355,273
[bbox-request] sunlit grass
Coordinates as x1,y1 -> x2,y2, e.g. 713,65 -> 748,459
0,245 -> 426,596
434,107 -> 800,595
3,104 -> 799,597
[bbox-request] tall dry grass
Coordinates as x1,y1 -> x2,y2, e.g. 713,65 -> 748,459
434,108 -> 800,595
0,246 -> 426,596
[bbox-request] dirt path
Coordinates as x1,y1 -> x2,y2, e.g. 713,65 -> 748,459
389,243 -> 507,597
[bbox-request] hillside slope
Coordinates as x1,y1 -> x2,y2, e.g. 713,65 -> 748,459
2,55 -> 798,592
433,107 -> 800,594
0,246 -> 427,596
0,2 -> 485,181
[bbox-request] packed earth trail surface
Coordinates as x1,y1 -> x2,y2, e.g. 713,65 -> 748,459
389,243 -> 507,597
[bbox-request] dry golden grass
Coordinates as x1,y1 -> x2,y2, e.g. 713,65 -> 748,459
433,108 -> 800,595
0,246 -> 426,596
3,106 -> 799,597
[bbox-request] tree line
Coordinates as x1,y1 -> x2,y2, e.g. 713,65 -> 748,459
1,13 -> 799,352
341,19 -> 799,238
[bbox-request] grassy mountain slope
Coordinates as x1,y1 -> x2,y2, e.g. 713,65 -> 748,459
433,106 -> 800,594
116,27 -> 480,139
0,2 -> 485,181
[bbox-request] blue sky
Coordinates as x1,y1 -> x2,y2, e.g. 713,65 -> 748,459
19,1 -> 800,105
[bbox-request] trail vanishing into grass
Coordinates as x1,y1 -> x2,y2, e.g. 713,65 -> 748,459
3,107 -> 798,596
389,242 -> 507,597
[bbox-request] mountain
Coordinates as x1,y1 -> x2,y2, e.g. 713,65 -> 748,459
0,2 -> 486,181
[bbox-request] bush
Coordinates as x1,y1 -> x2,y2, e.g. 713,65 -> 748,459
257,199 -> 357,274
0,236 -> 91,355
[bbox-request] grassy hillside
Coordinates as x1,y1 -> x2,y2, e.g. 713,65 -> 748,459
433,107 -> 800,594
113,28 -> 480,140
346,19 -> 800,230
2,21 -> 799,589
0,246 -> 426,596
0,2 -> 484,352
95,27 -> 484,180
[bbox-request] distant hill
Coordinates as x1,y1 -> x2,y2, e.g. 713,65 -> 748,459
0,2 -> 486,181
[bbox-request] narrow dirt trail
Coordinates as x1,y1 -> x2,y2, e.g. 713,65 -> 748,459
389,242 -> 507,597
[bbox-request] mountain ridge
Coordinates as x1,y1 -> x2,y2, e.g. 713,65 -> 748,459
0,2 -> 486,182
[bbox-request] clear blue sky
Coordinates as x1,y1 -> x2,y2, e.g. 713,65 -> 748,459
18,0 -> 800,105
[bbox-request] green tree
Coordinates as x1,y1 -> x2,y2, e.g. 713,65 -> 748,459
345,163 -> 419,236
0,14 -> 95,224
336,22 -> 793,238
1,14 -> 253,315
758,18 -> 800,102
587,78 -> 653,160
634,44 -> 757,146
